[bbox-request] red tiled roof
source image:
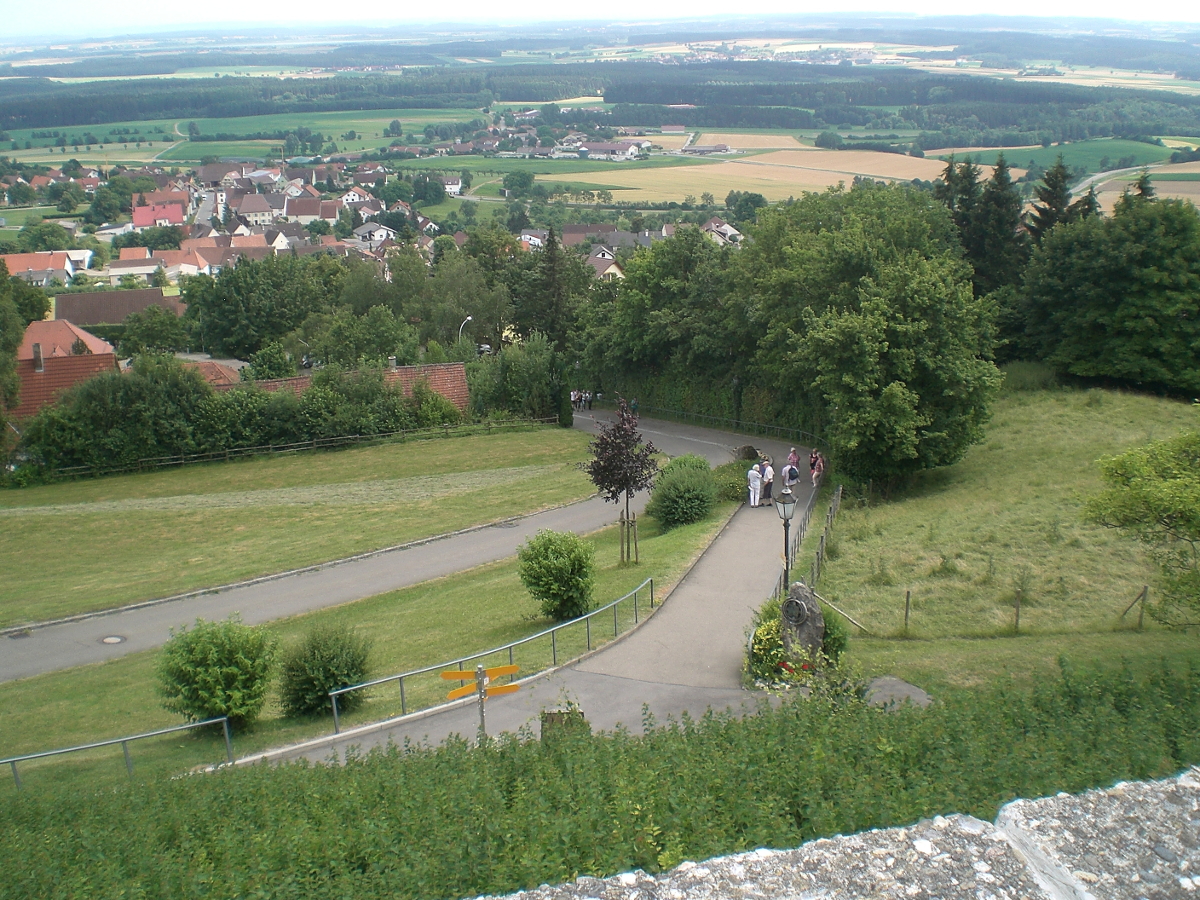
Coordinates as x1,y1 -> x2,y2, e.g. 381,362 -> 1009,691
131,204 -> 185,228
19,320 -> 113,360
10,353 -> 119,420
119,247 -> 152,260
183,360 -> 240,386
1,251 -> 71,274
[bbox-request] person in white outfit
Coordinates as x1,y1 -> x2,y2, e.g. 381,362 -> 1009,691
747,463 -> 763,508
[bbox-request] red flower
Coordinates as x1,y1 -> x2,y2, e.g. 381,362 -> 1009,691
779,661 -> 795,674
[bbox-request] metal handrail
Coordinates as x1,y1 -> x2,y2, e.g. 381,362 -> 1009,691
1,717 -> 233,792
328,578 -> 655,733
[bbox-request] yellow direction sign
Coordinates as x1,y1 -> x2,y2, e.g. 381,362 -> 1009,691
440,664 -> 519,682
442,664 -> 520,738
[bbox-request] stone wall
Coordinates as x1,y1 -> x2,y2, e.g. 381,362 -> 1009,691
475,766 -> 1200,900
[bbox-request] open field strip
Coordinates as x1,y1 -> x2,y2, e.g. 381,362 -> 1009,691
0,206 -> 57,227
933,144 -> 1040,159
0,428 -> 594,628
0,504 -> 735,795
697,132 -> 808,149
1093,161 -> 1200,211
817,386 -> 1194,644
912,62 -> 1200,96
649,134 -> 692,150
581,149 -> 1008,203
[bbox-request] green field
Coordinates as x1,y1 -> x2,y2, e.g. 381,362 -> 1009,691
814,380 -> 1195,647
0,427 -> 595,628
389,155 -> 714,176
944,138 -> 1176,172
1149,172 -> 1200,181
0,503 -> 735,795
0,206 -> 57,228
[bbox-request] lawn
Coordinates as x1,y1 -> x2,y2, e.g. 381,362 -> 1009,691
0,503 -> 736,795
814,381 -> 1196,642
0,427 -> 595,627
0,206 -> 57,228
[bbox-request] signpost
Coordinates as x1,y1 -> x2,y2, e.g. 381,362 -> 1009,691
441,664 -> 520,738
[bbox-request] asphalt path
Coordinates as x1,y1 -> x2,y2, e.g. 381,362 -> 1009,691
1,415 -> 801,684
251,421 -> 810,764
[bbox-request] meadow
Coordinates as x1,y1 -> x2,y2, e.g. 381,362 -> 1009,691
0,503 -> 736,794
810,377 -> 1196,683
0,427 -> 595,627
945,137 -> 1176,172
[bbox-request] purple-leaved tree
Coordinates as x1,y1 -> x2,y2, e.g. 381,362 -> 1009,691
583,398 -> 658,520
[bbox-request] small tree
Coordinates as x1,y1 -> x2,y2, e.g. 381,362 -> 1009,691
280,625 -> 372,717
156,616 -> 278,728
518,529 -> 596,621
583,398 -> 658,521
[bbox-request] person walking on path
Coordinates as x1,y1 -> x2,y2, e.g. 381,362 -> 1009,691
811,452 -> 824,487
783,460 -> 799,490
761,460 -> 774,503
787,447 -> 800,472
747,463 -> 763,508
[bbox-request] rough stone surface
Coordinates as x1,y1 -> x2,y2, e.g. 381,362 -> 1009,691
781,582 -> 824,659
471,767 -> 1200,900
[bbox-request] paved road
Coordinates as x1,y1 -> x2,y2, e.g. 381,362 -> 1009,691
1,415 -> 803,684
248,423 -> 813,763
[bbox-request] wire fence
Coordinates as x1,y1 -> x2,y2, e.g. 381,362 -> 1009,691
328,578 -> 656,734
807,484 -> 844,589
771,486 -> 821,600
1,717 -> 232,792
30,418 -> 558,482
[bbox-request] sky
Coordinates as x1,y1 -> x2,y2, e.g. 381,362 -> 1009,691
3,3 -> 1200,42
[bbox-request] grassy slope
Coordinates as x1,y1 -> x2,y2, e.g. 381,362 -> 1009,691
0,504 -> 735,794
804,385 -> 1199,690
0,428 -> 594,627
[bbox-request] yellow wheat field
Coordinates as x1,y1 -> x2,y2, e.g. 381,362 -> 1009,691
651,134 -> 692,150
697,132 -> 809,149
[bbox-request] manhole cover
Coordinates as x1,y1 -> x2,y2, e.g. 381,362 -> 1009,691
101,635 -> 125,645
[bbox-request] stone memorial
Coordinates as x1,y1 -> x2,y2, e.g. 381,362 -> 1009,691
781,581 -> 824,658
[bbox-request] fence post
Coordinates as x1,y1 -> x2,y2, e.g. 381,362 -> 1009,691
121,740 -> 133,778
221,718 -> 233,765
1014,589 -> 1022,634
331,694 -> 341,734
586,616 -> 592,651
904,590 -> 911,635
399,676 -> 407,716
9,760 -> 21,792
1137,585 -> 1148,630
633,513 -> 639,564
551,630 -> 557,666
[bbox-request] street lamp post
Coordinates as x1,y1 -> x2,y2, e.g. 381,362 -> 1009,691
458,315 -> 473,342
774,485 -> 798,589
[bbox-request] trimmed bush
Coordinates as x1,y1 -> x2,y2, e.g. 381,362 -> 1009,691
280,625 -> 372,718
646,466 -> 718,529
156,616 -> 277,729
518,529 -> 596,621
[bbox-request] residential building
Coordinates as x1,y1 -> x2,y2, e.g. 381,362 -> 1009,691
9,320 -> 119,421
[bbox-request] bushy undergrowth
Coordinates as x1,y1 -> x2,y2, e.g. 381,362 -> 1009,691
746,596 -> 849,684
14,356 -> 461,480
713,460 -> 751,502
4,662 -> 1198,900
518,529 -> 596,621
279,625 -> 372,718
156,616 -> 278,729
645,458 -> 718,529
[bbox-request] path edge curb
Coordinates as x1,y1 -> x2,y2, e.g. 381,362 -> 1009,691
237,502 -> 744,766
1,496 -> 598,638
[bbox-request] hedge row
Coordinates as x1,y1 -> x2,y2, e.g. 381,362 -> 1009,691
3,661 -> 1198,900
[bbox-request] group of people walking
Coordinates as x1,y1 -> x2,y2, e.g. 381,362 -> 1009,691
746,447 -> 823,507
570,390 -> 595,411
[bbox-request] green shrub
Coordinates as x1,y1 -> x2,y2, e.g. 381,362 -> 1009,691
713,460 -> 750,502
646,466 -> 718,529
280,625 -> 372,718
659,454 -> 710,478
518,529 -> 596,621
156,616 -> 277,729
821,606 -> 849,663
10,662 -> 1198,900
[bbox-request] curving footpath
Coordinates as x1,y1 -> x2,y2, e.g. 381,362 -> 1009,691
248,417 -> 815,764
1,416 -> 803,689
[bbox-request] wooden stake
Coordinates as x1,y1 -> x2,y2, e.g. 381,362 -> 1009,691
904,590 -> 911,634
1137,585 -> 1147,631
1014,589 -> 1021,634
632,513 -> 639,564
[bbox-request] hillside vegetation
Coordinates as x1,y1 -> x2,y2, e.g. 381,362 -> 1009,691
819,384 -> 1195,638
